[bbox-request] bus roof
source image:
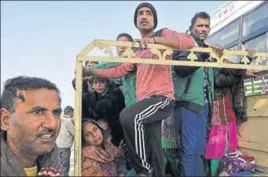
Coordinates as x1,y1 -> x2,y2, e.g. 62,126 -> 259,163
210,1 -> 264,35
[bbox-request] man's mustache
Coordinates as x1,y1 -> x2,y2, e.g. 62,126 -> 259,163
140,20 -> 148,23
36,129 -> 56,137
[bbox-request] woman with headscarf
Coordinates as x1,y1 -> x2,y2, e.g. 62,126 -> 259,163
81,119 -> 129,176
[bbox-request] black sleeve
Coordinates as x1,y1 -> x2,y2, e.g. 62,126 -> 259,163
82,92 -> 99,120
214,68 -> 241,88
172,50 -> 200,77
95,88 -> 125,116
82,94 -> 90,119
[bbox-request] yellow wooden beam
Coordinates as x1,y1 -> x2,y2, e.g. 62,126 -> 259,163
77,40 -> 268,70
78,55 -> 268,70
74,58 -> 82,177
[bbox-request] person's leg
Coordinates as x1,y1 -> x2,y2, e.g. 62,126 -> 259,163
162,113 -> 180,176
147,122 -> 166,177
65,148 -> 71,174
120,96 -> 175,176
109,120 -> 124,146
203,158 -> 211,177
195,104 -> 209,176
163,148 -> 180,177
58,148 -> 71,175
174,106 -> 198,176
210,159 -> 221,176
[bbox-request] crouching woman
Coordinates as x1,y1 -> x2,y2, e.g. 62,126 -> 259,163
81,119 -> 131,176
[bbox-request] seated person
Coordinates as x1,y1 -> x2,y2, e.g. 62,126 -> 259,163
83,76 -> 125,147
82,119 -> 133,176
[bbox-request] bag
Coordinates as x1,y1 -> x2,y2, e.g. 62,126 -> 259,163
219,150 -> 255,176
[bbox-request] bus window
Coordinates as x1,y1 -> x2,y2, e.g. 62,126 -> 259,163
208,19 -> 239,47
243,34 -> 266,52
242,2 -> 268,37
242,34 -> 267,65
228,45 -> 239,63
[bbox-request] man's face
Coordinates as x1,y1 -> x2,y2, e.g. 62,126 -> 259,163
92,79 -> 107,94
190,17 -> 210,41
1,89 -> 62,156
117,36 -> 131,57
136,7 -> 154,33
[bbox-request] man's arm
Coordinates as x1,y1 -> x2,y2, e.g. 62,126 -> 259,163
91,62 -> 123,85
155,28 -> 195,50
84,63 -> 134,79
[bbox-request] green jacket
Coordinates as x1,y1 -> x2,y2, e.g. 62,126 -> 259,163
173,37 -> 214,114
176,67 -> 214,113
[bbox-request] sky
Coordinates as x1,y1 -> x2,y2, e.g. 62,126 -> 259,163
1,1 -> 226,108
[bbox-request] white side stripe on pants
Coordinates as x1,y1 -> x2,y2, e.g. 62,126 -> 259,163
134,97 -> 171,173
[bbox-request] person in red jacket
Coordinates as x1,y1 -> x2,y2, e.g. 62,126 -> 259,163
82,3 -> 195,176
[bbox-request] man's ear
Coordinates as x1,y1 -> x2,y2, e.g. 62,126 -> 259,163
1,108 -> 11,131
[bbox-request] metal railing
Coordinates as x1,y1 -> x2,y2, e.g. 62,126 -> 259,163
74,40 -> 268,176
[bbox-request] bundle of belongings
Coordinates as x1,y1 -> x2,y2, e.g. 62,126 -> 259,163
219,150 -> 255,176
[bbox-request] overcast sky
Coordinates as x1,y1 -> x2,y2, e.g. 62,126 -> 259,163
1,1 -> 225,108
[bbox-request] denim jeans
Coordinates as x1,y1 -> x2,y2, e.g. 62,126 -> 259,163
174,104 -> 209,176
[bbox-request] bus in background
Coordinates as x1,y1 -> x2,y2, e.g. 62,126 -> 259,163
208,1 -> 268,174
208,1 -> 268,64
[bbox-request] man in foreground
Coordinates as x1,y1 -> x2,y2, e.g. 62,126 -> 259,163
0,76 -> 64,176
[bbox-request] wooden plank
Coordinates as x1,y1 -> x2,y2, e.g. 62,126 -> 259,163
238,105 -> 268,171
238,116 -> 268,151
239,148 -> 268,173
